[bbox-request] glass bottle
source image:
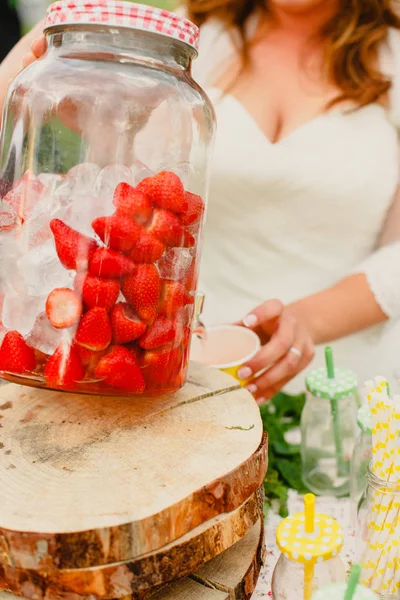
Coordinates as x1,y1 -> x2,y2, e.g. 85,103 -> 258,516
0,1 -> 215,396
272,494 -> 346,600
301,347 -> 358,496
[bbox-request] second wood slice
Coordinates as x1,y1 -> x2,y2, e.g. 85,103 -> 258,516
0,363 -> 267,570
0,489 -> 264,599
0,518 -> 265,600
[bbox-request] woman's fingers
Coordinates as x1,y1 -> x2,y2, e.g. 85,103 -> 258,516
242,299 -> 283,332
31,36 -> 47,58
239,313 -> 296,381
252,338 -> 315,402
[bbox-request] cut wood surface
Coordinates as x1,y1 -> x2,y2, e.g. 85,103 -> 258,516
0,519 -> 264,600
0,489 -> 264,600
192,519 -> 265,600
0,363 -> 267,569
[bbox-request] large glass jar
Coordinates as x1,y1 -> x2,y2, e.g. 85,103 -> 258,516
0,1 -> 215,396
357,466 -> 400,599
301,347 -> 358,496
350,405 -> 372,520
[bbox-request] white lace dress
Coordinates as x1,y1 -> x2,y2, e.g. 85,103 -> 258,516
192,21 -> 400,392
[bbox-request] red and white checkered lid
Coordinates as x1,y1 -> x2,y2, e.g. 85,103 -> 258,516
45,1 -> 199,52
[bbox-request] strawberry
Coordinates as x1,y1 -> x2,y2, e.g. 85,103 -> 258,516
89,248 -> 136,278
183,259 -> 198,291
72,342 -> 108,376
50,219 -> 98,271
127,230 -> 165,264
75,274 -> 120,312
92,214 -> 143,252
159,281 -> 194,316
0,331 -> 36,374
44,342 -> 84,388
94,345 -> 146,393
121,264 -> 160,323
181,192 -> 205,226
75,307 -> 112,351
142,346 -> 183,386
113,183 -> 153,224
46,288 -> 82,329
111,302 -> 146,344
137,171 -> 187,214
147,209 -> 195,248
139,316 -> 181,350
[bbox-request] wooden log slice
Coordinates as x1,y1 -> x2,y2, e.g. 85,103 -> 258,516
0,520 -> 264,600
0,489 -> 264,599
0,363 -> 267,570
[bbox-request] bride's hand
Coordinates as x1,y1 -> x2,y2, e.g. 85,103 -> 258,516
237,299 -> 315,405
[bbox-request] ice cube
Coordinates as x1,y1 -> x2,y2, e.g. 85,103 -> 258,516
21,189 -> 70,250
68,163 -> 101,190
64,192 -> 108,237
17,239 -> 73,297
0,231 -> 20,280
26,312 -> 66,356
130,161 -> 154,185
94,164 -> 133,205
156,248 -> 193,281
3,172 -> 47,223
0,201 -> 18,232
37,173 -> 65,193
2,287 -> 46,336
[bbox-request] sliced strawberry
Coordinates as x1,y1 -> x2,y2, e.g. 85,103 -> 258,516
44,342 -> 84,388
127,230 -> 165,263
142,345 -> 183,386
50,219 -> 98,271
89,248 -> 136,278
139,316 -> 181,350
94,345 -> 146,393
137,171 -> 187,214
181,192 -> 205,226
75,307 -> 112,351
46,288 -> 82,329
113,183 -> 153,224
159,281 -> 194,317
0,331 -> 36,374
75,274 -> 120,312
92,214 -> 143,252
111,302 -> 146,344
147,209 -> 195,248
121,264 -> 160,323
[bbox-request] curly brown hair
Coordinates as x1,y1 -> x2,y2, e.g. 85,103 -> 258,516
185,0 -> 400,108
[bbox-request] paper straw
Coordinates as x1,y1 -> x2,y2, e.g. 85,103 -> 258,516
325,347 -> 346,477
345,565 -> 362,600
304,494 -> 315,600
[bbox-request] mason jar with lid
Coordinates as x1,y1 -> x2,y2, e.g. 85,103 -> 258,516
350,405 -> 372,519
272,494 -> 346,600
301,347 -> 358,496
0,1 -> 215,396
356,466 -> 400,599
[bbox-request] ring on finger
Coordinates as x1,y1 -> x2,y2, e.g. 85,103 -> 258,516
288,346 -> 302,359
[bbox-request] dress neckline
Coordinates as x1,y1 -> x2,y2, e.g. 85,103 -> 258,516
208,86 -> 379,147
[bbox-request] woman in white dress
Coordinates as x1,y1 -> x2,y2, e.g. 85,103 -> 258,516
2,0 -> 400,403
